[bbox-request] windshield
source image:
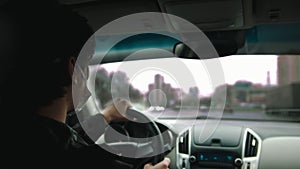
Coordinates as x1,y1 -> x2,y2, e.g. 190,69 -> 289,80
88,55 -> 300,122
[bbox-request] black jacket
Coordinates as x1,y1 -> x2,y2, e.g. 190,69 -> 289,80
8,113 -> 128,168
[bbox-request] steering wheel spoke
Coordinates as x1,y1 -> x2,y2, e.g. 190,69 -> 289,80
102,109 -> 165,169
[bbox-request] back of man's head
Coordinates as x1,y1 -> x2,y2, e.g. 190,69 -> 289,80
0,0 -> 94,113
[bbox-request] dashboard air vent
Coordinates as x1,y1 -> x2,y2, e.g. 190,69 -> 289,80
244,132 -> 258,157
178,130 -> 189,154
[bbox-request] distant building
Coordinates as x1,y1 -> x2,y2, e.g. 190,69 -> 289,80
172,88 -> 184,101
147,74 -> 181,107
147,74 -> 165,106
212,81 -> 270,110
189,86 -> 199,97
266,71 -> 271,86
233,80 -> 252,103
248,84 -> 268,105
277,55 -> 300,85
212,84 -> 234,109
154,74 -> 164,89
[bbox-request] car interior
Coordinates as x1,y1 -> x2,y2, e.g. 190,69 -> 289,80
21,0 -> 300,169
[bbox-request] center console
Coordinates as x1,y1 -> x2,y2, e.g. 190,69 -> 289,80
176,125 -> 261,169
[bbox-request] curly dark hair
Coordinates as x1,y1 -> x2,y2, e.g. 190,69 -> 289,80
0,0 -> 94,114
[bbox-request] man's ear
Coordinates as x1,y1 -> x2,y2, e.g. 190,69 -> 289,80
68,57 -> 76,78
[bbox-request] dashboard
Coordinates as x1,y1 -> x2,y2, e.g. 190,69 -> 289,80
173,124 -> 260,169
101,116 -> 300,169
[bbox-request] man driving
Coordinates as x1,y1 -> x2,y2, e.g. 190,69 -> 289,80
0,0 -> 170,168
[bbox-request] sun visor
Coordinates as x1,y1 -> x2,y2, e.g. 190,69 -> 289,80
158,0 -> 253,31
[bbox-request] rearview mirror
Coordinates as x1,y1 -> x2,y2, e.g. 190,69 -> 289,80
173,30 -> 246,59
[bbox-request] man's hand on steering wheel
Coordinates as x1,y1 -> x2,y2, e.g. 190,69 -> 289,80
101,98 -> 170,169
144,157 -> 170,169
102,98 -> 132,122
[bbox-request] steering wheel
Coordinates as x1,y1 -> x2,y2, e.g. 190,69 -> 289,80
102,109 -> 165,169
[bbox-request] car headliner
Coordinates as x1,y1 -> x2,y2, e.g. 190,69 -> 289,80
58,0 -> 300,62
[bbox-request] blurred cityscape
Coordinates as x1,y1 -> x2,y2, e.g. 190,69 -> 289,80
94,55 -> 300,116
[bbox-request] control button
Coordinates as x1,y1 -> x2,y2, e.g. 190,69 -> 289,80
189,156 -> 196,163
200,154 -> 204,161
234,158 -> 243,167
226,155 -> 233,161
212,155 -> 219,161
